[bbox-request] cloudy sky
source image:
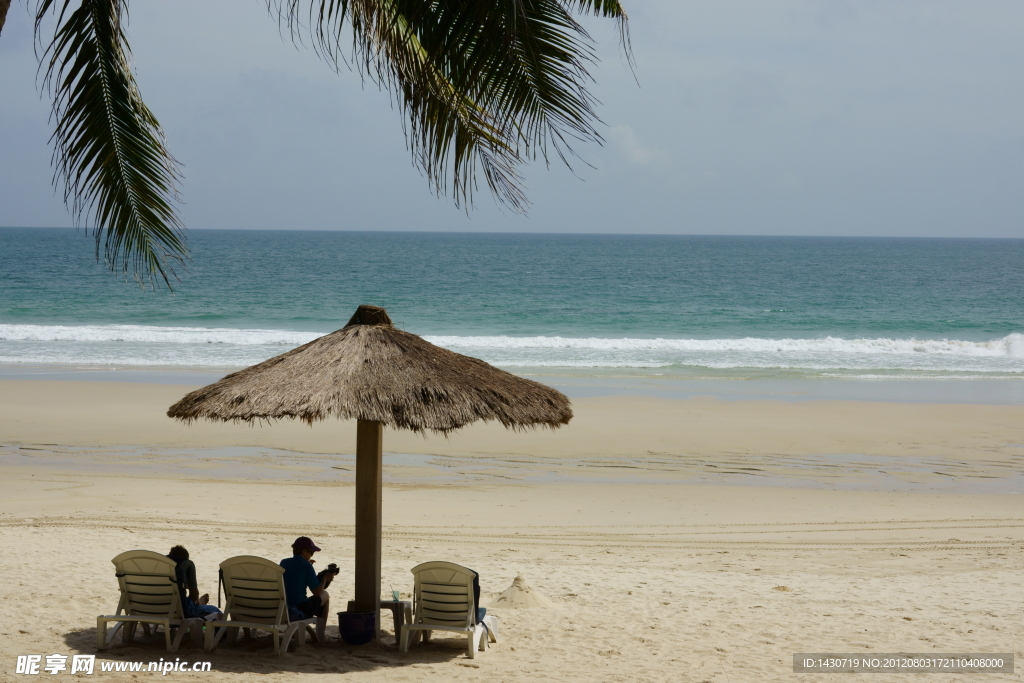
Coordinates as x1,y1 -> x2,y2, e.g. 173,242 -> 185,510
1,1 -> 1022,237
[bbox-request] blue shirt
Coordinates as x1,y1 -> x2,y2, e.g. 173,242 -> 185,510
280,556 -> 319,608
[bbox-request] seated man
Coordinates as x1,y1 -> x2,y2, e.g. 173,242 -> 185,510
166,545 -> 221,620
280,536 -> 334,641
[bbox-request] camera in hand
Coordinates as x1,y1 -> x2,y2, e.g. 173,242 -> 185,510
316,562 -> 340,582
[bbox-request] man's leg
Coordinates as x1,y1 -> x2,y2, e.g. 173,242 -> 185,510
316,592 -> 330,641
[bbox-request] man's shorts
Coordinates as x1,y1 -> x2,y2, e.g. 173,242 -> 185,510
289,594 -> 322,622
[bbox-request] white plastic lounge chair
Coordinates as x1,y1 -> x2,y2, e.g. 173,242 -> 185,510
203,555 -> 318,656
96,550 -> 203,652
400,561 -> 498,659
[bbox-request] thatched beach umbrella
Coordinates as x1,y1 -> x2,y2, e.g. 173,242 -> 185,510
167,305 -> 571,632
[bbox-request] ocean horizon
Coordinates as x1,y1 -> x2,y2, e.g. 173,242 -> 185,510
1,228 -> 1022,381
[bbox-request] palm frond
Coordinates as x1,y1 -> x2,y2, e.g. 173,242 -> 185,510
568,0 -> 629,23
0,0 -> 12,37
270,0 -> 629,211
347,1 -> 528,210
565,1 -> 632,66
36,0 -> 186,287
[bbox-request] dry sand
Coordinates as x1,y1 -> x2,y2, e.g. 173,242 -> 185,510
1,379 -> 1022,681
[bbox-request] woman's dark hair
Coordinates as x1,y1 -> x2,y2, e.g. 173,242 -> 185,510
169,545 -> 189,559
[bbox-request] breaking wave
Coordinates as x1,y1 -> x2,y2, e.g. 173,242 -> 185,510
1,324 -> 1022,375
425,334 -> 1024,358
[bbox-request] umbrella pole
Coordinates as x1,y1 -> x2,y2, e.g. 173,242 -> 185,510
353,419 -> 383,637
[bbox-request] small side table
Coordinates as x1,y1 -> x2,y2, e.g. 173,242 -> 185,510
347,599 -> 411,643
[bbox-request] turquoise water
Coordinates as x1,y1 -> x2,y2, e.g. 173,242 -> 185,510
1,228 -> 1022,378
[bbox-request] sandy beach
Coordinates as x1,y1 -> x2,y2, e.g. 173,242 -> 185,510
6,0 -> 1024,676
2,379 -> 1023,681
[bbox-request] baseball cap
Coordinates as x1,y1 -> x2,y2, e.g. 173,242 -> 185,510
291,536 -> 321,552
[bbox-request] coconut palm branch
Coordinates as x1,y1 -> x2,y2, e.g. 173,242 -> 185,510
31,0 -> 626,287
35,0 -> 186,287
273,0 -> 629,210
0,0 -> 11,36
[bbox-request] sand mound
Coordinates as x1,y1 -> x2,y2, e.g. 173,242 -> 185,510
489,573 -> 554,609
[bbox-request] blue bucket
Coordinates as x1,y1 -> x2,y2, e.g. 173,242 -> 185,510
337,611 -> 375,645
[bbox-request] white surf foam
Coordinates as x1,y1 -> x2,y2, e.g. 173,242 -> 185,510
424,334 -> 1024,358
1,324 -> 1022,375
0,323 -> 316,346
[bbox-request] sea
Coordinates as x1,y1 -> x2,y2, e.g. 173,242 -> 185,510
1,228 -> 1023,400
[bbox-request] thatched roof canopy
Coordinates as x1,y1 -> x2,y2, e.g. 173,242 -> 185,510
167,305 -> 572,434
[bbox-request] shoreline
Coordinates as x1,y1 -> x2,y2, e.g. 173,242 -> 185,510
2,363 -> 1024,404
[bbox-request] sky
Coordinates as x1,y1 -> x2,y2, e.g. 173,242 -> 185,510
1,1 -> 1022,238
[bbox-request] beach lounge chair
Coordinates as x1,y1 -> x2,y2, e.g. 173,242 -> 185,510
400,561 -> 498,659
203,555 -> 318,656
96,550 -> 203,652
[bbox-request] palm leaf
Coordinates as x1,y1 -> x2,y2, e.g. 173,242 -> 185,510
271,0 -> 628,211
36,0 -> 186,287
0,0 -> 12,36
348,0 -> 529,210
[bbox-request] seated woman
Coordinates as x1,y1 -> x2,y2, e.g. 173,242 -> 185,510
166,545 -> 222,619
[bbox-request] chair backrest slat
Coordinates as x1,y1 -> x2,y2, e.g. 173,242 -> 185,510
420,608 -> 468,624
420,583 -> 468,596
420,589 -> 470,604
230,586 -> 280,600
231,579 -> 278,587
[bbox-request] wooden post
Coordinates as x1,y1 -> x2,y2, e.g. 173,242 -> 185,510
353,420 -> 383,633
